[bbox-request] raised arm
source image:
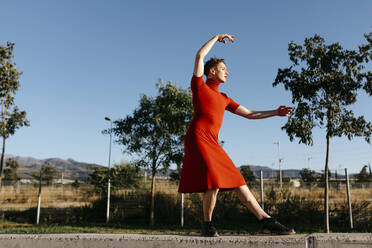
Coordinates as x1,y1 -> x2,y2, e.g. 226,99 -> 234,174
193,34 -> 234,77
234,105 -> 293,119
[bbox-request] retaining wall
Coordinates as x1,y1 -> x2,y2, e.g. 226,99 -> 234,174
0,233 -> 371,248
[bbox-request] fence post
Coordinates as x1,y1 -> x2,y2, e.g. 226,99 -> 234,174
16,181 -> 20,194
36,165 -> 43,225
345,168 -> 353,229
181,193 -> 184,227
260,170 -> 264,210
61,170 -> 64,199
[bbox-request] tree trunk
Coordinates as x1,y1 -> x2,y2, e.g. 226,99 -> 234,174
324,134 -> 330,233
150,170 -> 156,226
0,135 -> 5,189
0,97 -> 5,189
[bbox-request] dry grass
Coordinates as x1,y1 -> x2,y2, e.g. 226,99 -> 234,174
0,185 -> 99,210
290,185 -> 372,203
1,181 -> 371,211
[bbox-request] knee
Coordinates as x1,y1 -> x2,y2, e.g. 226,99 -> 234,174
235,185 -> 248,193
205,188 -> 219,196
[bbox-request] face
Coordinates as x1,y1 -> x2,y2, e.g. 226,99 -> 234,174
210,62 -> 228,83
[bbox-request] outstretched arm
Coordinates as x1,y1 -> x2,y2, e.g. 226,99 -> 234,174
234,105 -> 293,119
193,34 -> 234,77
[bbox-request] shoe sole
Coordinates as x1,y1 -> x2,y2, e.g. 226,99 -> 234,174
201,233 -> 219,237
261,229 -> 296,235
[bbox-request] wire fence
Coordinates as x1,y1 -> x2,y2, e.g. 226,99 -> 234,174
0,176 -> 372,230
1,179 -> 372,209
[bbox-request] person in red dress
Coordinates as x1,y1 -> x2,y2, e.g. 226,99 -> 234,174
178,34 -> 295,236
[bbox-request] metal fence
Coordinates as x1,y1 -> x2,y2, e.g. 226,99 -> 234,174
0,175 -> 371,229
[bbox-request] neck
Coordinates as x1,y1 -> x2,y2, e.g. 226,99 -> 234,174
206,77 -> 222,91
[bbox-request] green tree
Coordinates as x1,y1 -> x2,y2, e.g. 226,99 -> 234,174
106,80 -> 193,226
88,166 -> 108,193
168,151 -> 185,182
282,176 -> 291,183
33,163 -> 57,186
111,163 -> 143,189
3,159 -> 19,185
0,42 -> 29,188
71,179 -> 81,189
169,167 -> 182,182
42,164 -> 57,186
356,165 -> 372,182
240,166 -> 256,185
273,33 -> 372,233
89,163 -> 144,192
299,169 -> 316,183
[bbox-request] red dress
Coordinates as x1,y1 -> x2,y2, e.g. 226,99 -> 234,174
178,75 -> 247,193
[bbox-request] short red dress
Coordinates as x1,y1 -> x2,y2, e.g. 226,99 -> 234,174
178,75 -> 247,193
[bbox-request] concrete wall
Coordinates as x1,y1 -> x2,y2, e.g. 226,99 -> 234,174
0,233 -> 371,248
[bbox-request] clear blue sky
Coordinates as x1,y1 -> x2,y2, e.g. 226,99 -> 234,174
2,0 -> 372,174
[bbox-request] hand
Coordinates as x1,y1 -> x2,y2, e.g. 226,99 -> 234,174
276,106 -> 293,116
216,34 -> 235,44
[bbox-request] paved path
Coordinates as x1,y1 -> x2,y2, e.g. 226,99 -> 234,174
0,233 -> 371,248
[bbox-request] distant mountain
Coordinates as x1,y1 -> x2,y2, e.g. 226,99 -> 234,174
4,154 -> 105,182
240,165 -> 319,179
4,155 -> 356,183
239,165 -> 355,179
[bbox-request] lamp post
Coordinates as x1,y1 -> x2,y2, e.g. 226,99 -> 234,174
273,141 -> 282,188
105,116 -> 112,223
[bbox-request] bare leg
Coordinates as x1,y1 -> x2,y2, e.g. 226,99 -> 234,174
203,188 -> 219,221
234,185 -> 269,220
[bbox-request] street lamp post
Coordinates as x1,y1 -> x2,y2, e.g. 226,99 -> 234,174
105,116 -> 112,224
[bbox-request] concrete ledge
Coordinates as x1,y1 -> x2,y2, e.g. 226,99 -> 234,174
310,233 -> 372,248
0,233 -> 371,248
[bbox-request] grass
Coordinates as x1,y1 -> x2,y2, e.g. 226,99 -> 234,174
0,221 -> 318,235
0,221 -> 207,235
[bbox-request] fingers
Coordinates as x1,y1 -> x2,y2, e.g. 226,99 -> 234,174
283,107 -> 293,116
217,34 -> 235,43
227,34 -> 234,42
277,106 -> 293,116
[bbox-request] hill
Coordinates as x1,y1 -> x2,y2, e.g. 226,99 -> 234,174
240,165 -> 354,179
240,165 -> 322,179
4,154 -> 105,182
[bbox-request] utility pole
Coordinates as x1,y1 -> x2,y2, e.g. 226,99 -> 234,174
274,141 -> 282,188
307,157 -> 312,169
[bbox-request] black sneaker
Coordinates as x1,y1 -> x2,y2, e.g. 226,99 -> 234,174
201,221 -> 219,237
260,217 -> 296,235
